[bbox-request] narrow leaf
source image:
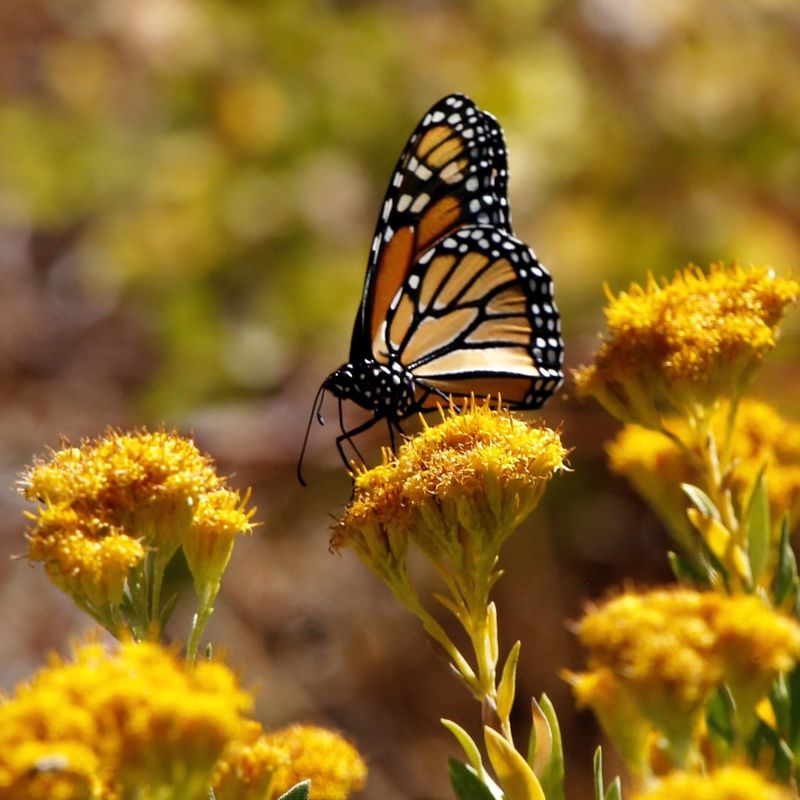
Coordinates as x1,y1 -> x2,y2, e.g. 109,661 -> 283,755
497,641 -> 521,723
484,727 -> 545,800
528,698 -> 552,776
746,469 -> 770,583
681,483 -> 721,521
537,695 -> 565,800
667,551 -> 710,588
604,777 -> 623,800
442,719 -> 484,775
277,781 -> 311,800
159,592 -> 179,627
448,758 -> 499,800
774,517 -> 799,610
592,748 -> 604,800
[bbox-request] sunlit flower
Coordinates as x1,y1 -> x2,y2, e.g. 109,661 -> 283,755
0,640 -> 251,800
564,667 -> 652,782
574,588 -> 800,762
265,725 -> 367,800
212,720 -> 289,800
574,264 -> 799,426
20,429 -> 256,638
333,399 -> 566,609
631,765 -> 792,800
182,487 -> 256,603
0,740 -> 103,800
26,506 -> 145,612
608,399 -> 800,560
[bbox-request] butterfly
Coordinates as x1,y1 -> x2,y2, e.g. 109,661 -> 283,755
298,93 -> 563,482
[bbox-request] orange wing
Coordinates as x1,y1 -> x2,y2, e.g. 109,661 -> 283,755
349,93 -> 512,362
379,226 -> 563,409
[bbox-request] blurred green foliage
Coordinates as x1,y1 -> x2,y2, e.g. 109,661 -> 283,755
1,0 -> 799,413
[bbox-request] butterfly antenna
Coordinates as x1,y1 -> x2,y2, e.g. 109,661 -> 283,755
297,383 -> 326,487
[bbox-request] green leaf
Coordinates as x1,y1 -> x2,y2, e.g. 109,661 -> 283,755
277,781 -> 311,800
706,686 -> 735,759
746,469 -> 770,583
497,642 -> 521,724
748,719 -> 795,782
536,695 -> 565,800
774,517 -> 799,610
668,550 -> 711,588
448,758 -> 498,800
681,483 -> 721,521
159,592 -> 179,628
442,719 -> 484,775
604,777 -> 623,800
787,665 -> 800,753
593,748 -> 604,800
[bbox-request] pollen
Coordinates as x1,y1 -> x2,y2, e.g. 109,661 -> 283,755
631,766 -> 792,800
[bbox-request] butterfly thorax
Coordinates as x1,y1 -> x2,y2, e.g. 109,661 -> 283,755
324,358 -> 416,418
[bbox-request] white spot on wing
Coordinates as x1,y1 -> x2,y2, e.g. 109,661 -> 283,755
410,193 -> 431,213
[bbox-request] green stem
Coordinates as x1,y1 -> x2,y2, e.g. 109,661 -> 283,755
186,588 -> 217,666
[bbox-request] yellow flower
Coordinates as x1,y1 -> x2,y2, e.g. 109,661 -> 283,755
20,429 -> 257,638
0,741 -> 103,800
631,766 -> 792,800
564,668 -> 652,783
0,640 -> 251,800
26,506 -> 145,612
182,487 -> 256,603
333,399 -> 566,608
607,399 -> 800,575
575,589 -> 800,762
574,264 -> 799,426
265,725 -> 367,800
212,721 -> 289,800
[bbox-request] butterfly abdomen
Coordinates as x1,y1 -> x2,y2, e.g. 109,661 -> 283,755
324,359 -> 417,419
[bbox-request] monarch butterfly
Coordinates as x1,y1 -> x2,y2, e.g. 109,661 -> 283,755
298,93 -> 563,482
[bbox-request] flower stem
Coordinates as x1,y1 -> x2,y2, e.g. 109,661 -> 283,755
186,588 -> 216,666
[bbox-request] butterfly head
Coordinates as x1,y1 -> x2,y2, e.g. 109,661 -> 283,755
324,358 -> 416,417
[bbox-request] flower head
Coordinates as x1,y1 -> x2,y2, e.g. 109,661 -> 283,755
0,640 -> 251,800
212,720 -> 289,800
574,264 -> 799,426
631,766 -> 792,800
264,725 -> 367,800
574,588 -> 800,758
333,399 -> 566,606
182,487 -> 256,603
20,429 -> 256,637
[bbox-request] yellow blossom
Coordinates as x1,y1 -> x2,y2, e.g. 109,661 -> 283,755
0,640 -> 251,800
212,721 -> 289,800
607,399 -> 800,570
574,264 -> 799,426
564,668 -> 652,783
20,429 -> 257,638
265,725 -> 367,800
574,588 -> 800,762
182,487 -> 256,603
333,399 -> 566,607
631,765 -> 792,800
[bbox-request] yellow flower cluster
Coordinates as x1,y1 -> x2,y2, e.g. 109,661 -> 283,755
212,722 -> 367,800
609,398 -> 800,530
0,640 -> 251,800
632,766 -> 792,800
572,588 -> 800,757
266,725 -> 368,800
20,429 -> 255,629
574,264 -> 799,425
333,399 -> 566,600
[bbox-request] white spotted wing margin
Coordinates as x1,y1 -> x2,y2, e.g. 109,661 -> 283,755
350,93 -> 512,361
377,225 -> 564,410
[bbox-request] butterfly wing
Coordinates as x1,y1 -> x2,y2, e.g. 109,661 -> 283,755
376,226 -> 563,409
351,93 -> 512,361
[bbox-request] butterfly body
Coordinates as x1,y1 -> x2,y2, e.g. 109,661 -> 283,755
298,93 -> 564,479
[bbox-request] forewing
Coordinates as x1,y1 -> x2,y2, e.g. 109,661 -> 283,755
377,226 -> 563,409
351,93 -> 511,359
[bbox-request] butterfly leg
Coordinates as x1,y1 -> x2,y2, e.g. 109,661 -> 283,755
334,413 -> 382,472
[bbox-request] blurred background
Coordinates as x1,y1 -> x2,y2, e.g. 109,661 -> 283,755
2,0 -> 800,797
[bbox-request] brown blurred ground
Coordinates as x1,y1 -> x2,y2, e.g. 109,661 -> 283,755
2,1 -> 800,798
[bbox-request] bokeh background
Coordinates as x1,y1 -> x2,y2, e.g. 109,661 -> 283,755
2,1 -> 800,797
